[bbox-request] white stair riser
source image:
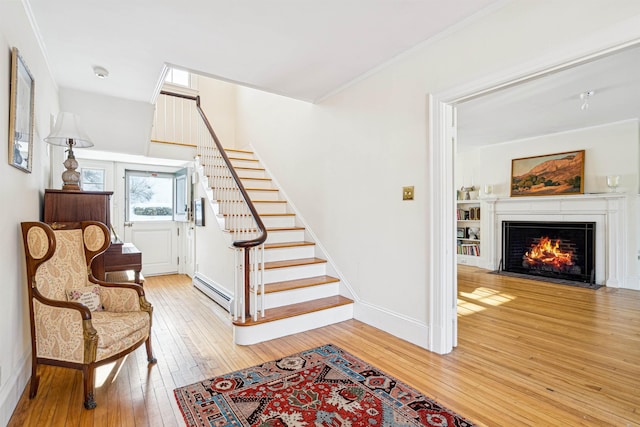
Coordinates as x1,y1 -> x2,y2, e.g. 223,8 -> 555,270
220,215 -> 296,231
264,263 -> 326,283
261,215 -> 296,228
247,189 -> 280,201
225,151 -> 254,160
233,304 -> 354,345
236,168 -> 266,179
239,178 -> 274,189
265,229 -> 305,244
221,216 -> 262,231
264,245 -> 315,262
230,159 -> 260,169
264,282 -> 340,309
255,202 -> 288,215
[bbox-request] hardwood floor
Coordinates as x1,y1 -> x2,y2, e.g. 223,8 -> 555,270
8,266 -> 640,426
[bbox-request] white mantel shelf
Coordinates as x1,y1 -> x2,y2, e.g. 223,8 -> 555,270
483,192 -> 625,205
482,193 -> 628,287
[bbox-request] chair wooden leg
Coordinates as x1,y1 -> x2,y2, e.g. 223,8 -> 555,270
145,337 -> 157,364
28,358 -> 39,399
83,365 -> 97,409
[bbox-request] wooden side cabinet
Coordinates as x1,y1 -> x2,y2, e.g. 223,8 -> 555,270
43,189 -> 114,279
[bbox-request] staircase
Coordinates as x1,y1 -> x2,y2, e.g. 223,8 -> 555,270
215,148 -> 354,345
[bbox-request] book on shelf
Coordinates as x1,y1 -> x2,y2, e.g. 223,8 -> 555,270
456,206 -> 480,221
457,241 -> 480,256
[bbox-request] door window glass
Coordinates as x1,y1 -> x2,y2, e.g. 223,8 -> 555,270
125,171 -> 174,221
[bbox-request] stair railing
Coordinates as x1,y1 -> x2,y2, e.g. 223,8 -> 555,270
156,91 -> 267,322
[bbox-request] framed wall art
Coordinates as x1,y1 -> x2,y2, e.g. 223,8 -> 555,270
8,47 -> 35,173
510,150 -> 585,197
194,197 -> 205,226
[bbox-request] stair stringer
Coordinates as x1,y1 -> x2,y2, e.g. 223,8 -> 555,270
194,158 -> 245,246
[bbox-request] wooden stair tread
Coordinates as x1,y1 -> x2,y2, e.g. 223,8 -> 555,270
233,296 -> 353,326
220,213 -> 294,218
224,148 -> 253,154
225,226 -> 303,233
265,275 -> 340,293
264,241 -> 315,249
239,177 -> 272,181
235,166 -> 265,171
216,201 -> 283,206
229,157 -> 258,162
267,226 -> 305,232
213,188 -> 277,192
264,257 -> 326,270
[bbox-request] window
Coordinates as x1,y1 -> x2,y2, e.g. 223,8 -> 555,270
165,67 -> 190,87
81,168 -> 105,191
125,171 -> 174,221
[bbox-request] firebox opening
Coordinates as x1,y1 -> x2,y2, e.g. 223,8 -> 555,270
501,221 -> 596,285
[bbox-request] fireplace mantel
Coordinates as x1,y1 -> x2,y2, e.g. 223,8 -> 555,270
482,193 -> 627,287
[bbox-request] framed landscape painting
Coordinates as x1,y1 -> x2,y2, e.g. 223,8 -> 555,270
510,150 -> 585,197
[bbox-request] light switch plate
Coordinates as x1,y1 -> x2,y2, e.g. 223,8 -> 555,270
403,186 -> 414,200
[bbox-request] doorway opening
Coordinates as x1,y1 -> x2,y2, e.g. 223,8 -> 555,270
430,37 -> 640,354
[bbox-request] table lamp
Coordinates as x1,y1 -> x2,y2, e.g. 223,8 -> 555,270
44,112 -> 94,190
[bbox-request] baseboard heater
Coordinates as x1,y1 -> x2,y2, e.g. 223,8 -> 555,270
192,273 -> 234,314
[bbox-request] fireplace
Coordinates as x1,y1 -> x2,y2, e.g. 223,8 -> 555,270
502,221 -> 595,284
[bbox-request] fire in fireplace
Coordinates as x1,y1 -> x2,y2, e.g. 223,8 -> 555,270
502,221 -> 595,284
524,236 -> 575,270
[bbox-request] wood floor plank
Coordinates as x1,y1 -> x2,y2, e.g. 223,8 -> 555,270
8,267 -> 640,426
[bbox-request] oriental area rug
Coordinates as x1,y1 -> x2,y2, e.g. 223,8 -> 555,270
174,343 -> 475,426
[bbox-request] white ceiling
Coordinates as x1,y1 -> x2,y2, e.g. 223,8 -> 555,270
26,0 -> 497,103
25,0 -> 640,147
456,44 -> 640,150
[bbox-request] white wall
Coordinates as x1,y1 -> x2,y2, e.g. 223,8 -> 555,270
234,1 -> 640,346
457,121 -> 640,196
0,1 -> 60,424
193,180 -> 236,296
457,120 -> 640,287
199,78 -> 238,149
59,88 -> 155,156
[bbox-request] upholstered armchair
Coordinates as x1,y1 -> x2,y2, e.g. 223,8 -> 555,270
21,221 -> 156,409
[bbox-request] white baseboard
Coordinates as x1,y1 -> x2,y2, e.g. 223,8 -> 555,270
0,351 -> 31,426
354,301 -> 430,350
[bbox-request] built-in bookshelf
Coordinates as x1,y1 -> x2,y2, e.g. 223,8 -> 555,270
456,200 -> 481,264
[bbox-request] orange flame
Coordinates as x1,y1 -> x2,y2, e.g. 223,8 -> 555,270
524,237 -> 573,268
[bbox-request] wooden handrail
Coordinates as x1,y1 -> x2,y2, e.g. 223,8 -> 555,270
159,90 -> 268,249
159,90 -> 267,318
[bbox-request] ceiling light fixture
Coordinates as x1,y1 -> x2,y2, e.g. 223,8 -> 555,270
579,90 -> 595,111
93,66 -> 109,79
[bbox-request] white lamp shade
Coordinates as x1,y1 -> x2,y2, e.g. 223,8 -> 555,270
44,112 -> 94,148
